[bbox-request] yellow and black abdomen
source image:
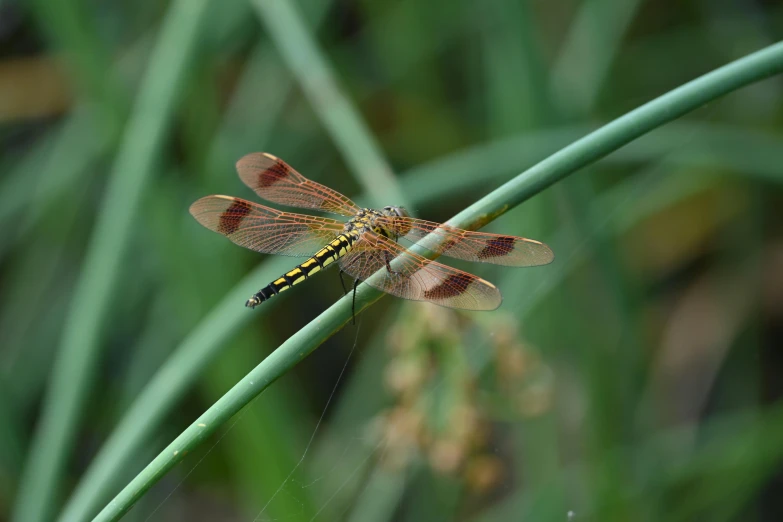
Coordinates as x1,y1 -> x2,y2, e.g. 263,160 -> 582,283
246,233 -> 357,308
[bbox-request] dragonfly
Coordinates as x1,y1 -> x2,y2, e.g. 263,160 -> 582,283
190,153 -> 554,312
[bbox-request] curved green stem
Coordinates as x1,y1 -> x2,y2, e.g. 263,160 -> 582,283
95,41 -> 783,521
57,118 -> 773,522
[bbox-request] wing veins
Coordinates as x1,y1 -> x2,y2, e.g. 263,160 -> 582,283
377,216 -> 554,267
339,232 -> 501,310
190,195 -> 344,257
236,152 -> 360,217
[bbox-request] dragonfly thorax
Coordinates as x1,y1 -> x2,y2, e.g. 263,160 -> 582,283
344,206 -> 411,239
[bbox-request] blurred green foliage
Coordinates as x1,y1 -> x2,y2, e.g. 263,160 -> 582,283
1,0 -> 783,521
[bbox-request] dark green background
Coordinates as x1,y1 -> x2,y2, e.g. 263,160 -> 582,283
2,0 -> 783,520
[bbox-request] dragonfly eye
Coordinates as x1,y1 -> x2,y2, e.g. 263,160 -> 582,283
383,206 -> 409,218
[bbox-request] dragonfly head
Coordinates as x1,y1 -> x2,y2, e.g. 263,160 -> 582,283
382,205 -> 409,219
381,206 -> 411,237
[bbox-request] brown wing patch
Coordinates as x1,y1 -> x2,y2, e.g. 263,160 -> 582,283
423,273 -> 474,300
477,236 -> 515,260
217,198 -> 252,235
248,152 -> 288,188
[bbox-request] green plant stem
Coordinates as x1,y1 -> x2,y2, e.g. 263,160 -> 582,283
309,157 -> 717,519
550,5 -> 646,515
10,2 -> 212,522
94,41 -> 783,521
68,256 -> 296,522
465,41 -> 783,228
66,156 -> 489,522
66,140 -> 704,522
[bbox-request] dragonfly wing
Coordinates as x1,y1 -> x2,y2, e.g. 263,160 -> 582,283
377,216 -> 554,267
339,232 -> 502,310
236,153 -> 361,217
190,195 -> 344,256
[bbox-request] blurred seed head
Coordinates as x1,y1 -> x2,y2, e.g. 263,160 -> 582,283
464,455 -> 504,493
429,439 -> 465,474
376,303 -> 552,495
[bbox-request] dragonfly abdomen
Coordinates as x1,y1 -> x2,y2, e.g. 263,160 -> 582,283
245,233 -> 357,308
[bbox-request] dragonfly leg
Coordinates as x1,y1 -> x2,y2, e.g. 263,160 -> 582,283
339,269 -> 349,295
339,270 -> 359,325
351,278 -> 359,325
339,269 -> 359,325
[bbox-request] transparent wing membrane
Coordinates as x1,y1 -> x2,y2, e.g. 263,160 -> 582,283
376,216 -> 554,267
236,152 -> 360,217
339,232 -> 502,310
189,195 -> 344,257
